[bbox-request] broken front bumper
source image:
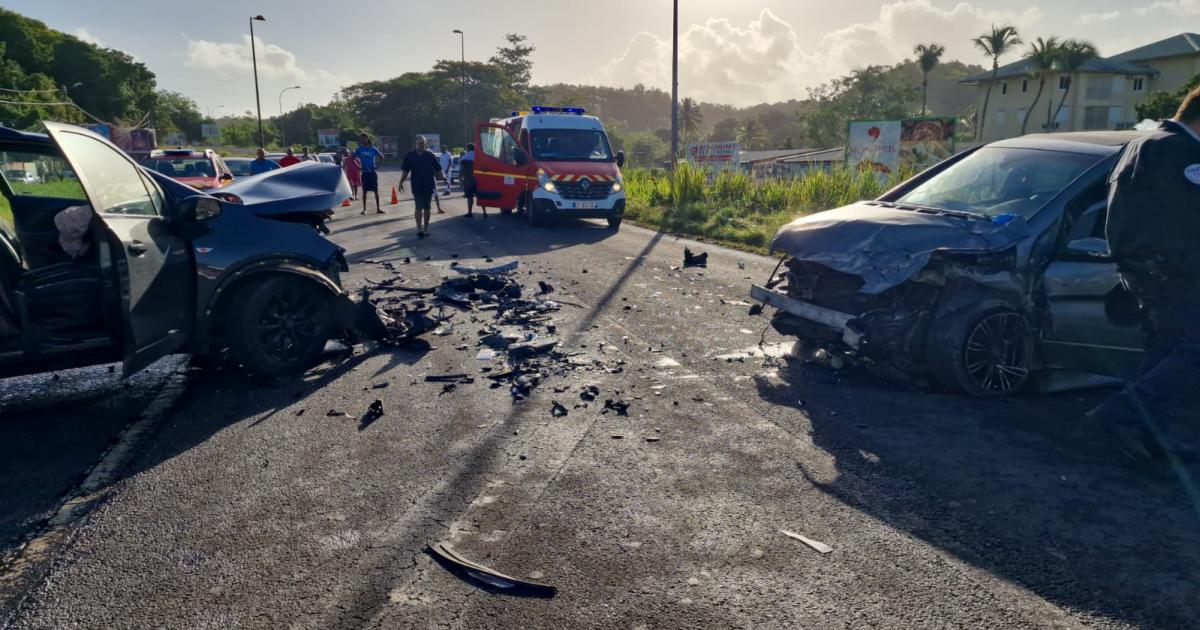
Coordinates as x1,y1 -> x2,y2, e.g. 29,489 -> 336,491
749,285 -> 862,349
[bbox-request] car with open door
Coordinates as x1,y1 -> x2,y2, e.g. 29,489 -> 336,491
0,122 -> 355,378
750,131 -> 1150,397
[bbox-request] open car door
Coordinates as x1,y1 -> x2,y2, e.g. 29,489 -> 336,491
43,122 -> 194,374
473,122 -> 533,210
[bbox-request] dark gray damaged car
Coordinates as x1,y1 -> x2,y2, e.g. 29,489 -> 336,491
752,131 -> 1150,397
0,122 -> 355,378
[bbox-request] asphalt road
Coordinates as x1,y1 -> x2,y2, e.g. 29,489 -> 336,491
3,178 -> 1199,629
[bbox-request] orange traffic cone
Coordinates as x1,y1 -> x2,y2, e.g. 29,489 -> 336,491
340,197 -> 352,207
390,186 -> 400,205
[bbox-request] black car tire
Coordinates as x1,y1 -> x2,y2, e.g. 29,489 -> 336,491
500,208 -> 514,215
528,206 -> 542,226
927,299 -> 1034,398
607,216 -> 622,229
228,275 -> 333,377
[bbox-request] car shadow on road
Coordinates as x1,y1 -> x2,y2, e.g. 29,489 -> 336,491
754,359 -> 1200,628
341,212 -> 620,266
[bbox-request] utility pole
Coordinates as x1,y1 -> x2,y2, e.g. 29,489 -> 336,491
670,0 -> 679,168
250,15 -> 266,148
454,29 -> 467,146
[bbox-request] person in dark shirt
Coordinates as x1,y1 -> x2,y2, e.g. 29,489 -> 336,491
1090,85 -> 1200,462
398,136 -> 446,238
355,134 -> 385,215
460,143 -> 482,218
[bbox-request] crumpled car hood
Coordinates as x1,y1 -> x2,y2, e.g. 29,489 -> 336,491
220,162 -> 351,216
769,202 -> 1029,294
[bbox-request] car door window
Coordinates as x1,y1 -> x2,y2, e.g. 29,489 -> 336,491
480,127 -> 519,166
54,131 -> 163,216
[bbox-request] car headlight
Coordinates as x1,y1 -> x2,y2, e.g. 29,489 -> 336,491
537,169 -> 556,193
611,182 -> 622,193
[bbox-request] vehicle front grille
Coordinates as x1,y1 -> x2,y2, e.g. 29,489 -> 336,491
555,179 -> 610,200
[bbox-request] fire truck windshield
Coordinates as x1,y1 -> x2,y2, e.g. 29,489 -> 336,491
530,129 -> 613,162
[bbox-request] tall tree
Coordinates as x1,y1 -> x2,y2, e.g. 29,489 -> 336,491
1047,39 -> 1099,132
972,25 -> 1023,140
1021,36 -> 1060,135
736,118 -> 769,150
914,43 -> 946,116
489,33 -> 535,95
678,97 -> 703,142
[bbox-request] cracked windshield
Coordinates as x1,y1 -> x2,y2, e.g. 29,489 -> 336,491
0,1 -> 1197,629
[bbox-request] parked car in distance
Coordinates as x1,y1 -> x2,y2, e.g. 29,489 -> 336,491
752,131 -> 1150,398
141,148 -> 233,191
317,153 -> 337,164
224,157 -> 256,178
0,122 -> 355,378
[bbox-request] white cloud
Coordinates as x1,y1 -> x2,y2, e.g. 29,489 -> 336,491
71,28 -> 105,47
184,35 -> 345,87
1134,0 -> 1200,16
1077,10 -> 1121,24
598,1 -> 1041,106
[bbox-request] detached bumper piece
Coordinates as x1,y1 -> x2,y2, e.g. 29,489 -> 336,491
427,541 -> 557,597
749,285 -> 861,348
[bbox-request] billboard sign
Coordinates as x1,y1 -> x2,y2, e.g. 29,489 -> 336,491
845,121 -> 902,176
201,123 -> 219,139
317,128 -> 340,147
685,141 -> 741,173
417,133 -> 441,153
846,118 -> 956,175
379,135 -> 399,156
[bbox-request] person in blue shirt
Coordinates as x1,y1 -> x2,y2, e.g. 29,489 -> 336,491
249,148 -> 279,176
354,134 -> 385,215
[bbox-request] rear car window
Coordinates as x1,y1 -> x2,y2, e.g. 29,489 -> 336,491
141,156 -> 216,178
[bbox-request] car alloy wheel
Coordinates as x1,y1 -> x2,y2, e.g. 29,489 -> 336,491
255,284 -> 327,364
962,311 -> 1031,395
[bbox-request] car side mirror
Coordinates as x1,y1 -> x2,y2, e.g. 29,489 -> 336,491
513,148 -> 528,167
219,173 -> 234,182
1066,237 -> 1111,259
616,151 -> 626,168
179,196 -> 222,223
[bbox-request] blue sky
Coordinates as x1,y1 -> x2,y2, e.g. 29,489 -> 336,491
3,0 -> 1192,112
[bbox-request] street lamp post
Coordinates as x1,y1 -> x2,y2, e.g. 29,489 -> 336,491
278,85 -> 300,147
670,0 -> 679,169
249,15 -> 266,148
206,105 -> 224,118
453,29 -> 467,146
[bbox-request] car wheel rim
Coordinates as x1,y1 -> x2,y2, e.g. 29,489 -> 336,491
963,312 -> 1030,394
257,287 -> 324,363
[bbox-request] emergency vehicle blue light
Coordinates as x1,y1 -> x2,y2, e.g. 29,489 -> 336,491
530,106 -> 586,115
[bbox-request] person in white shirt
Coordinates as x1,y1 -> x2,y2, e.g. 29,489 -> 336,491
437,147 -> 453,196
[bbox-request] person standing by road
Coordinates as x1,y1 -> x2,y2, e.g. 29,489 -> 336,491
460,143 -> 481,218
278,148 -> 302,168
342,149 -> 362,200
438,147 -> 453,196
301,146 -> 314,162
1090,86 -> 1200,462
355,134 -> 385,215
250,148 -> 279,175
398,136 -> 446,238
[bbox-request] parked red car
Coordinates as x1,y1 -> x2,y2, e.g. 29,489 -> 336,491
141,148 -> 234,191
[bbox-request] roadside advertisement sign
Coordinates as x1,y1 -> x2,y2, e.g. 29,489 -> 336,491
317,128 -> 339,147
379,135 -> 399,156
899,118 -> 956,171
845,120 -> 902,176
201,123 -> 219,140
417,133 -> 441,153
685,141 -> 741,174
846,118 -> 956,175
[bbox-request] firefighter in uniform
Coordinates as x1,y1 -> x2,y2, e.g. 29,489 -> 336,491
1090,86 -> 1200,461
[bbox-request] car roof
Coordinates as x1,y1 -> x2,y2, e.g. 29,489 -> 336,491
988,131 -> 1150,156
150,149 -> 211,158
224,156 -> 253,161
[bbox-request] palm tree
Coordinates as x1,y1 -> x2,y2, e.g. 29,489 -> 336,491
914,43 -> 946,116
1021,36 -> 1060,135
679,97 -> 703,142
1047,39 -> 1099,132
972,25 -> 1023,140
736,118 -> 769,150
